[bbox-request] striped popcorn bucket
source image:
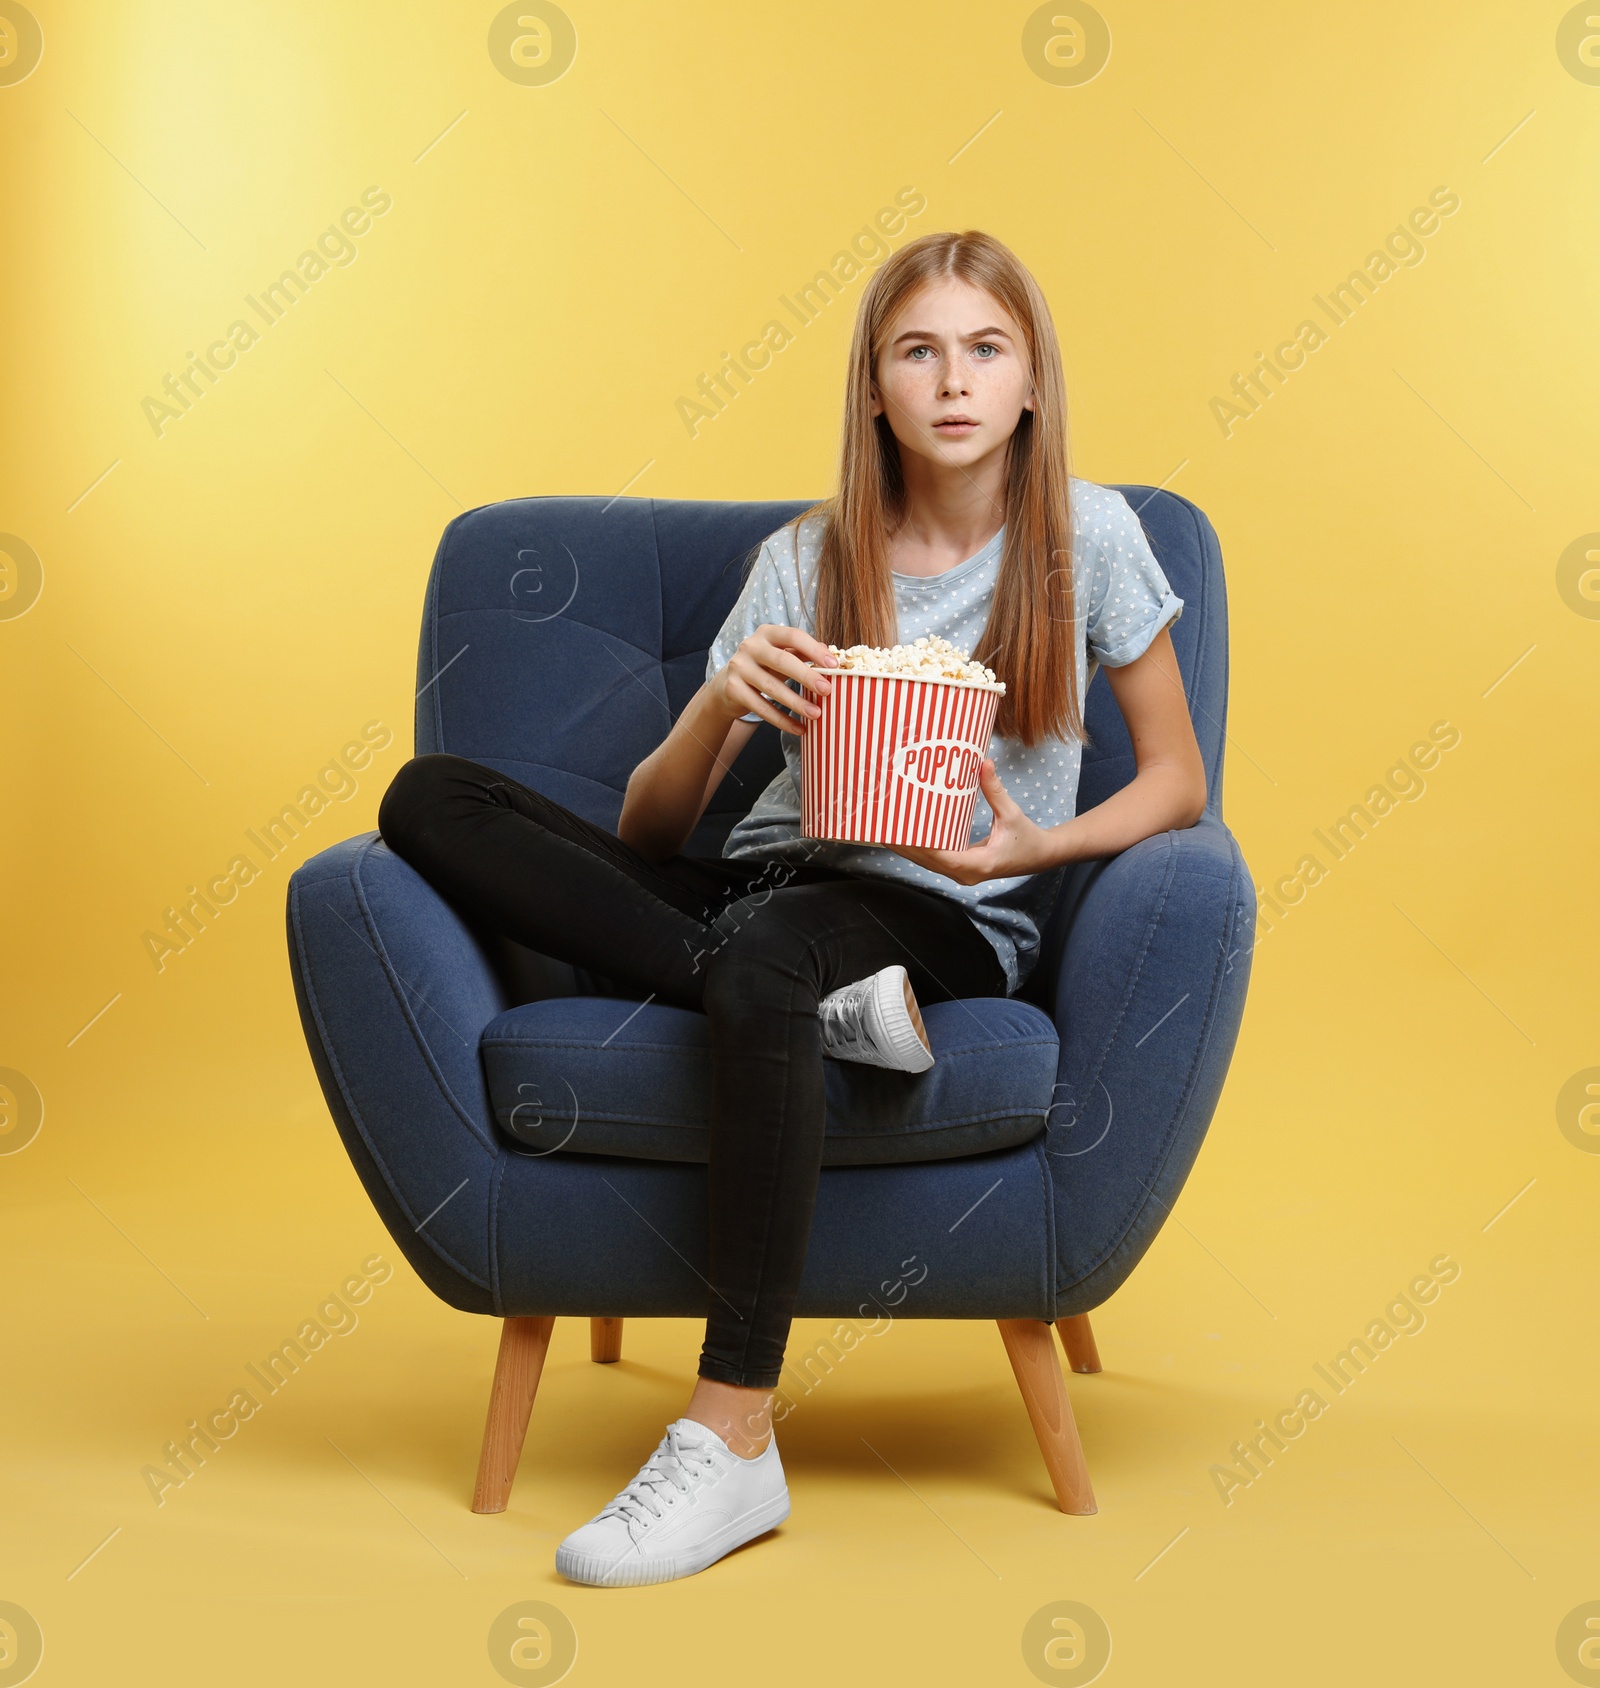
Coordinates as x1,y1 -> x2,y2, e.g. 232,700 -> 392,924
800,670 -> 1003,848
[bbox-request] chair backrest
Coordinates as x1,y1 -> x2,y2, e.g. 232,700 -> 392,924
413,485 -> 1228,866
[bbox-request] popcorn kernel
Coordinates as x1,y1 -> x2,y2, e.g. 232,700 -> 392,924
823,634 -> 1003,690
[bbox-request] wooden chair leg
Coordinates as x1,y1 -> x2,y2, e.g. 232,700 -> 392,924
1055,1312 -> 1102,1374
471,1315 -> 555,1514
590,1316 -> 624,1363
997,1319 -> 1097,1514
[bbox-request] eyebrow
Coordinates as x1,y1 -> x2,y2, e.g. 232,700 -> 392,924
890,325 -> 1015,346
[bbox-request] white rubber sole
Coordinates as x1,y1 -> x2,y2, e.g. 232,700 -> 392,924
555,1488 -> 792,1587
889,967 -> 935,1072
820,964 -> 935,1073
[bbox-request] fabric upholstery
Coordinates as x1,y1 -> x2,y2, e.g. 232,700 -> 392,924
285,487 -> 1256,1321
480,995 -> 1061,1166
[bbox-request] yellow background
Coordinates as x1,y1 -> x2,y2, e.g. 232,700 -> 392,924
3,2 -> 1598,1683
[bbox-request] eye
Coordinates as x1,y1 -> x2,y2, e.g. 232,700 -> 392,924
972,342 -> 1000,358
906,345 -> 934,360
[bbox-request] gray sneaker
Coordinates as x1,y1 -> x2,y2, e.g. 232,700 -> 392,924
819,964 -> 935,1073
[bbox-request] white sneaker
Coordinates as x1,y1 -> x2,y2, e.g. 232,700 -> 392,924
554,1418 -> 789,1587
819,964 -> 935,1073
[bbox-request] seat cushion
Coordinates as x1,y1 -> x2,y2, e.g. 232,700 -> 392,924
480,996 -> 1060,1166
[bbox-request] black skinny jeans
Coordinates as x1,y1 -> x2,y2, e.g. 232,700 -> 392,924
377,752 -> 1007,1389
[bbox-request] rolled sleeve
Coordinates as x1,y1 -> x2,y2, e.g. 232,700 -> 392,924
1085,490 -> 1185,668
1095,588 -> 1184,667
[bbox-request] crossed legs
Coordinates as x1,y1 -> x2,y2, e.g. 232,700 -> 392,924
377,751 -> 1007,1401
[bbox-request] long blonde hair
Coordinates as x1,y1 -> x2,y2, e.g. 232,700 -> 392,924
788,229 -> 1084,749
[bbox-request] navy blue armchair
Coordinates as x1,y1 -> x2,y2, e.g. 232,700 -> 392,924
285,487 -> 1255,1516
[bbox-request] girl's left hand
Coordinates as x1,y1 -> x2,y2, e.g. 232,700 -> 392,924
887,759 -> 1058,885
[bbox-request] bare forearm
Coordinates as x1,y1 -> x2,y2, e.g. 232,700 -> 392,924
619,621 -> 835,863
1042,761 -> 1206,867
618,685 -> 738,862
886,632 -> 1208,887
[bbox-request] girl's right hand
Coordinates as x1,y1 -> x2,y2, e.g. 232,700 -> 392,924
710,624 -> 839,736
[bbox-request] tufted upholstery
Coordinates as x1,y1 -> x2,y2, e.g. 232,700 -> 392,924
286,488 -> 1254,1323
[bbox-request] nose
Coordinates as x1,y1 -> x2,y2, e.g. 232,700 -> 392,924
938,361 -> 971,399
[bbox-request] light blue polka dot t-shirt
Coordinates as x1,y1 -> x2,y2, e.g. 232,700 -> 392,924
704,478 -> 1184,994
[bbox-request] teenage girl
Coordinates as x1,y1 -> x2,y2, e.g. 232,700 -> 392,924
376,229 -> 1207,1586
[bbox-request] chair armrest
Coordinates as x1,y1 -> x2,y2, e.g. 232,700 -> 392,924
285,831 -> 511,1312
1041,813 -> 1256,1314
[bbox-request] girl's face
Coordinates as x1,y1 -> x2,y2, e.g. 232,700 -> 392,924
869,276 -> 1034,474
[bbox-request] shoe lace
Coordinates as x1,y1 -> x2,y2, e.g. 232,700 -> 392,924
819,981 -> 872,1051
600,1424 -> 723,1531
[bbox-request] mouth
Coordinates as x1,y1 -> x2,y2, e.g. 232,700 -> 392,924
933,416 -> 979,434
